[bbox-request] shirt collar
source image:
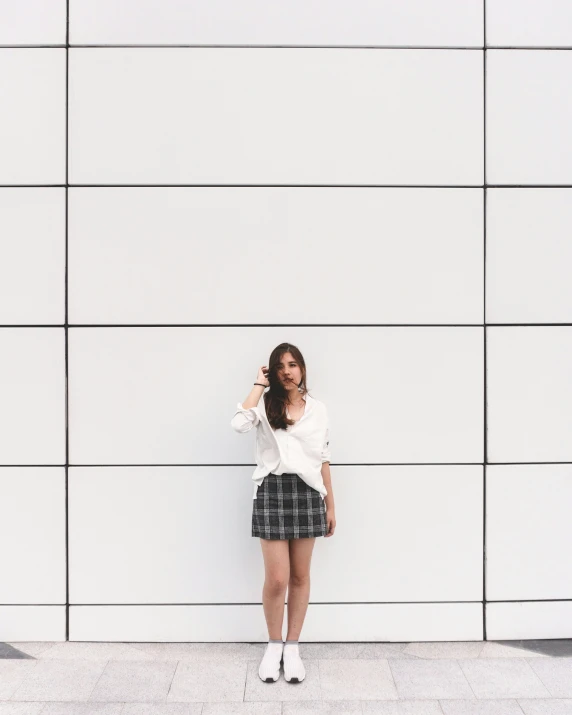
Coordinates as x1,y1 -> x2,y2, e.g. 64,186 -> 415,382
301,392 -> 314,417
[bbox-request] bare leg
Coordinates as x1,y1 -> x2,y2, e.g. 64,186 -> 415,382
286,537 -> 316,641
260,538 -> 290,640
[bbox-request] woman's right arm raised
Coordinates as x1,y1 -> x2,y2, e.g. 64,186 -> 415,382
230,366 -> 270,433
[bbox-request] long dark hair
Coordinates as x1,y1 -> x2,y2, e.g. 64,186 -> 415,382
264,342 -> 310,431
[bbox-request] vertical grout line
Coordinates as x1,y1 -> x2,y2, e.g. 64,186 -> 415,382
65,0 -> 70,641
482,0 -> 488,642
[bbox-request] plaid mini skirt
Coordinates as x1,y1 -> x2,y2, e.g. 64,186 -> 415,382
252,472 -> 327,540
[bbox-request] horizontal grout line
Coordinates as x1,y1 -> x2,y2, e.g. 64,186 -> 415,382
0,324 -> 484,328
480,185 -> 572,190
3,598 -> 570,606
2,44 -> 572,50
488,46 -> 572,50
486,462 -> 572,465
5,184 -> 486,189
3,463 -> 572,468
0,43 -> 572,52
2,44 -> 487,50
3,184 -> 572,189
3,324 -> 572,328
0,601 -> 490,606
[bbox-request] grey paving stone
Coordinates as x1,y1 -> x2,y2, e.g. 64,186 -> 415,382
88,660 -> 178,703
167,658 -> 247,703
41,704 -> 123,714
0,660 -> 38,699
518,699 -> 572,714
283,701 -> 362,714
128,643 -> 264,663
9,660 -> 107,702
122,704 -> 204,714
358,645 -> 415,660
403,643 -> 484,660
293,643 -> 366,660
480,643 -> 551,659
458,658 -> 551,699
489,642 -> 572,659
41,643 -> 156,662
440,699 -> 524,713
2,643 -> 57,659
0,704 -> 45,715
0,645 -> 35,661
362,701 -> 444,713
389,658 -> 475,700
202,703 -> 282,714
528,658 -> 572,698
319,659 -> 399,701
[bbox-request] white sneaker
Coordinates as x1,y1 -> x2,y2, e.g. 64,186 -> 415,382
283,641 -> 305,683
258,640 -> 284,682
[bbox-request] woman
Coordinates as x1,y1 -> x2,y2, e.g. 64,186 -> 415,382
230,342 -> 336,684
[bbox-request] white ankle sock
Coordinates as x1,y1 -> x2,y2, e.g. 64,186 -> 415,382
283,639 -> 305,682
258,639 -> 284,682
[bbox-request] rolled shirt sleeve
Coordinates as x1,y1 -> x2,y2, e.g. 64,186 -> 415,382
321,426 -> 331,463
230,402 -> 261,433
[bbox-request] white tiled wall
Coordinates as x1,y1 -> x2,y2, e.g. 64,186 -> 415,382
1,0 -> 571,643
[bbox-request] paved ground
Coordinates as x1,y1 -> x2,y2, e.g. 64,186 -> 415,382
1,640 -> 572,714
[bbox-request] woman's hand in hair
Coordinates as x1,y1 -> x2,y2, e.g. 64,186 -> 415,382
256,365 -> 270,388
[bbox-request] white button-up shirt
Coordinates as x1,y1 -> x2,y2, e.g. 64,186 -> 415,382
231,391 -> 330,500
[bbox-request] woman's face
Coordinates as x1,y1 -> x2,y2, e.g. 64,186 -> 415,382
276,352 -> 302,389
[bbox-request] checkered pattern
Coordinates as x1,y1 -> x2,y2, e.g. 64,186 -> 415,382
252,472 -> 327,540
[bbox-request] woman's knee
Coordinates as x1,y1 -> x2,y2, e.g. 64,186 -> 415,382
264,574 -> 289,594
288,572 -> 310,587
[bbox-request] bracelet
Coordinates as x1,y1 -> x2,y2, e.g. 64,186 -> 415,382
253,383 -> 267,387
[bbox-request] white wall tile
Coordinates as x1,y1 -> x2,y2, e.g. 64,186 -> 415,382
69,187 -> 483,325
0,606 -> 67,642
487,188 -> 572,323
487,327 -> 572,462
486,464 -> 572,600
487,0 -> 572,47
487,601 -> 572,640
70,603 -> 483,642
0,189 -> 65,324
69,465 -> 483,604
0,0 -> 66,45
0,49 -> 66,184
0,329 -> 66,465
0,468 -> 66,603
68,48 -> 484,186
69,0 -> 484,47
487,50 -> 572,184
314,465 -> 484,603
68,466 -> 259,604
68,326 -> 483,465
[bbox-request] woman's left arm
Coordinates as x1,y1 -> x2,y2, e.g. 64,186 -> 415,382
322,462 -> 335,512
321,462 -> 336,537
